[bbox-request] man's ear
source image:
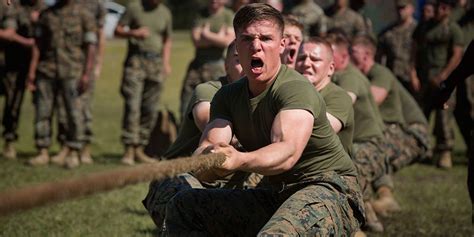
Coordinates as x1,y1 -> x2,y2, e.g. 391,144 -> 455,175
280,37 -> 286,54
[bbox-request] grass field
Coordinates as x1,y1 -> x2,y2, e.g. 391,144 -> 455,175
0,31 -> 471,236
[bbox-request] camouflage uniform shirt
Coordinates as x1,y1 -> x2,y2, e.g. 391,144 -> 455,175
35,3 -> 97,79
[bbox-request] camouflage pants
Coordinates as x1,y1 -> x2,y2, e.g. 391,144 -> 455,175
352,137 -> 390,201
163,172 -> 364,236
179,59 -> 225,119
143,172 -> 263,229
420,75 -> 456,152
57,75 -> 95,145
120,54 -> 164,146
33,74 -> 84,150
405,123 -> 432,162
2,68 -> 27,142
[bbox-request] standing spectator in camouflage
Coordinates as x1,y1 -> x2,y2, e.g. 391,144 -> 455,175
163,4 -> 364,236
179,0 -> 234,119
290,0 -> 327,37
280,15 -> 303,69
1,0 -> 37,160
115,0 -> 172,165
326,33 -> 390,232
377,0 -> 417,93
26,0 -> 97,168
326,0 -> 370,38
55,0 -> 106,165
411,0 -> 464,168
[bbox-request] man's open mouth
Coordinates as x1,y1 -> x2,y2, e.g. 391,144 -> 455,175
251,58 -> 264,68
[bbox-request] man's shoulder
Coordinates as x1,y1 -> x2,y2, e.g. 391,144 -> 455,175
371,63 -> 395,78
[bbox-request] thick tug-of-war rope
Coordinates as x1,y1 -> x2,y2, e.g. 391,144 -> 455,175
0,153 -> 226,216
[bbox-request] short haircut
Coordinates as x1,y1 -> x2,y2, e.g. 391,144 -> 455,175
351,34 -> 377,55
233,3 -> 284,36
325,31 -> 350,50
305,36 -> 334,61
283,15 -> 304,33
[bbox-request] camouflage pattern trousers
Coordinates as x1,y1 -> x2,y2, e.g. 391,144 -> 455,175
2,67 -> 27,142
352,137 -> 390,201
143,172 -> 263,230
120,54 -> 164,146
374,123 -> 426,190
57,75 -> 95,145
33,74 -> 84,150
179,59 -> 225,119
162,172 -> 365,236
420,73 -> 456,152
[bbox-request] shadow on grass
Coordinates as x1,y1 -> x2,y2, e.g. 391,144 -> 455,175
136,227 -> 160,236
123,207 -> 148,216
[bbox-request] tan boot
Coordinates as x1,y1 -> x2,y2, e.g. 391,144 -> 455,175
3,142 -> 16,160
437,150 -> 452,169
121,146 -> 135,165
364,201 -> 384,233
135,146 -> 156,163
372,186 -> 401,217
80,144 -> 94,164
51,146 -> 70,166
28,149 -> 49,166
65,150 -> 80,169
354,230 -> 367,237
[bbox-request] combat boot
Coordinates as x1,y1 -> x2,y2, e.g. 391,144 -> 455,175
364,201 -> 384,233
51,146 -> 70,166
80,144 -> 94,164
65,150 -> 80,169
372,186 -> 401,217
3,142 -> 17,160
28,148 -> 49,166
135,146 -> 156,163
437,150 -> 452,169
121,146 -> 135,165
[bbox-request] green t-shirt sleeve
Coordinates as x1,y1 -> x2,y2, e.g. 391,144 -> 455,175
452,23 -> 464,47
325,90 -> 352,128
370,66 -> 393,91
335,74 -> 361,97
210,86 -> 232,122
275,81 -> 321,118
3,6 -> 17,30
193,83 -> 219,106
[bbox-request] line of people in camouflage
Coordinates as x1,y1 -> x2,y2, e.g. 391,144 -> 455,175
0,0 -> 473,235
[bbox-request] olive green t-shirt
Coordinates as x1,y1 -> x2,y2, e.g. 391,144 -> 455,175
396,80 -> 427,125
367,63 -> 405,125
119,2 -> 172,54
211,65 -> 357,184
332,64 -> 385,142
413,19 -> 464,72
193,8 -> 234,62
164,77 -> 227,159
319,82 -> 354,157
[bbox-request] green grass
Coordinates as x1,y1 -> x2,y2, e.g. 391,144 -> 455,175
0,30 -> 471,236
